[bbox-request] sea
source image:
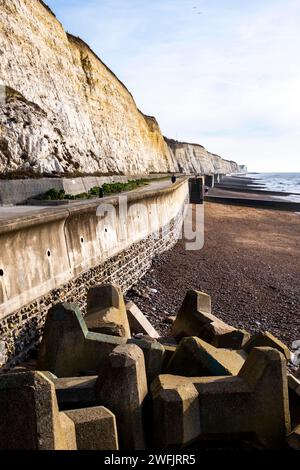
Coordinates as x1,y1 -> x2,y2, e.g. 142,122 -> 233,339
246,172 -> 300,203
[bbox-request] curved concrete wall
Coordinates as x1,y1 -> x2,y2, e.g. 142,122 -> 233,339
0,179 -> 189,368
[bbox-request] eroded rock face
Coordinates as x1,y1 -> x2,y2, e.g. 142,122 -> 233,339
0,0 -> 244,175
165,138 -> 244,175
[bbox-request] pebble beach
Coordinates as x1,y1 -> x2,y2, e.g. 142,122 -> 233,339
127,202 -> 300,350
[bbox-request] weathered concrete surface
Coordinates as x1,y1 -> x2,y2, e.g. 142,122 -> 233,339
54,376 -> 98,408
152,348 -> 291,449
189,177 -> 204,205
212,329 -> 251,349
287,425 -> 300,450
172,290 -> 247,349
126,301 -> 160,339
65,406 -> 119,450
86,284 -> 131,338
288,374 -> 300,396
288,376 -> 300,431
0,178 -> 188,322
151,377 -> 200,448
95,344 -> 148,450
0,370 -> 76,450
37,303 -> 165,382
162,344 -> 177,372
167,337 -> 246,377
244,332 -> 291,361
172,290 -> 212,339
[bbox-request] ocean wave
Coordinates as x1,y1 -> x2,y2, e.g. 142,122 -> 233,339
248,172 -> 300,196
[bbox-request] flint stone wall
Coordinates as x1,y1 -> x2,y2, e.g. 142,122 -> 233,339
0,179 -> 189,369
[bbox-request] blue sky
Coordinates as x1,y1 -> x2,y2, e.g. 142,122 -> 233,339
46,0 -> 300,172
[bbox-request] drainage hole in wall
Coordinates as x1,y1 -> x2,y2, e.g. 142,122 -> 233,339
81,237 -> 84,243
105,228 -> 108,233
47,250 -> 51,258
0,269 -> 3,277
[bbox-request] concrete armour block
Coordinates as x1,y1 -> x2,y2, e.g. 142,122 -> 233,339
129,336 -> 165,383
167,337 -> 246,377
0,371 -> 76,450
152,347 -> 291,449
151,379 -> 200,448
54,376 -> 98,409
212,329 -> 251,349
86,284 -> 131,338
172,290 -> 248,349
287,374 -> 300,429
287,425 -> 300,450
172,290 -> 212,339
288,374 -> 300,395
243,331 -> 291,361
65,406 -> 119,450
95,344 -> 148,450
126,301 -> 160,339
38,303 -> 165,382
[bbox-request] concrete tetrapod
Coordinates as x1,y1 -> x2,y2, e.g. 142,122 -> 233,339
95,344 -> 148,450
167,336 -> 246,377
287,425 -> 300,450
65,406 -> 119,450
243,331 -> 291,361
152,347 -> 291,449
172,290 -> 249,348
37,303 -> 165,383
0,371 -> 77,450
86,284 -> 131,338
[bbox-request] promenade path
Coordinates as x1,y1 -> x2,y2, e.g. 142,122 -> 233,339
0,178 -> 176,223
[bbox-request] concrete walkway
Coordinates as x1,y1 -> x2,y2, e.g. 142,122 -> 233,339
0,178 -> 178,223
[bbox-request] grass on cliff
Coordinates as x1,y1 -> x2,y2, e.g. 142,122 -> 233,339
38,179 -> 149,201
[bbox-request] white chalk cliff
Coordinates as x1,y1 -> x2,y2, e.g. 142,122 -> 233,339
0,0 -> 246,176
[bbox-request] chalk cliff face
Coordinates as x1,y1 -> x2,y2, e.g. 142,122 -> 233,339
165,138 -> 243,175
0,0 -> 244,176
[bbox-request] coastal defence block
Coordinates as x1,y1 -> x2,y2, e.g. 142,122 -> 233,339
172,290 -> 212,338
172,290 -> 249,349
54,376 -> 98,409
37,303 -> 165,382
152,348 -> 291,449
212,329 -> 250,349
65,407 -> 119,450
287,425 -> 300,450
86,284 -> 131,338
243,331 -> 291,361
167,337 -> 246,377
126,301 -> 160,339
0,371 -> 77,450
95,344 -> 148,450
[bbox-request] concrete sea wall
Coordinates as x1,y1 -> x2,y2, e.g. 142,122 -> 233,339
0,178 -> 189,369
